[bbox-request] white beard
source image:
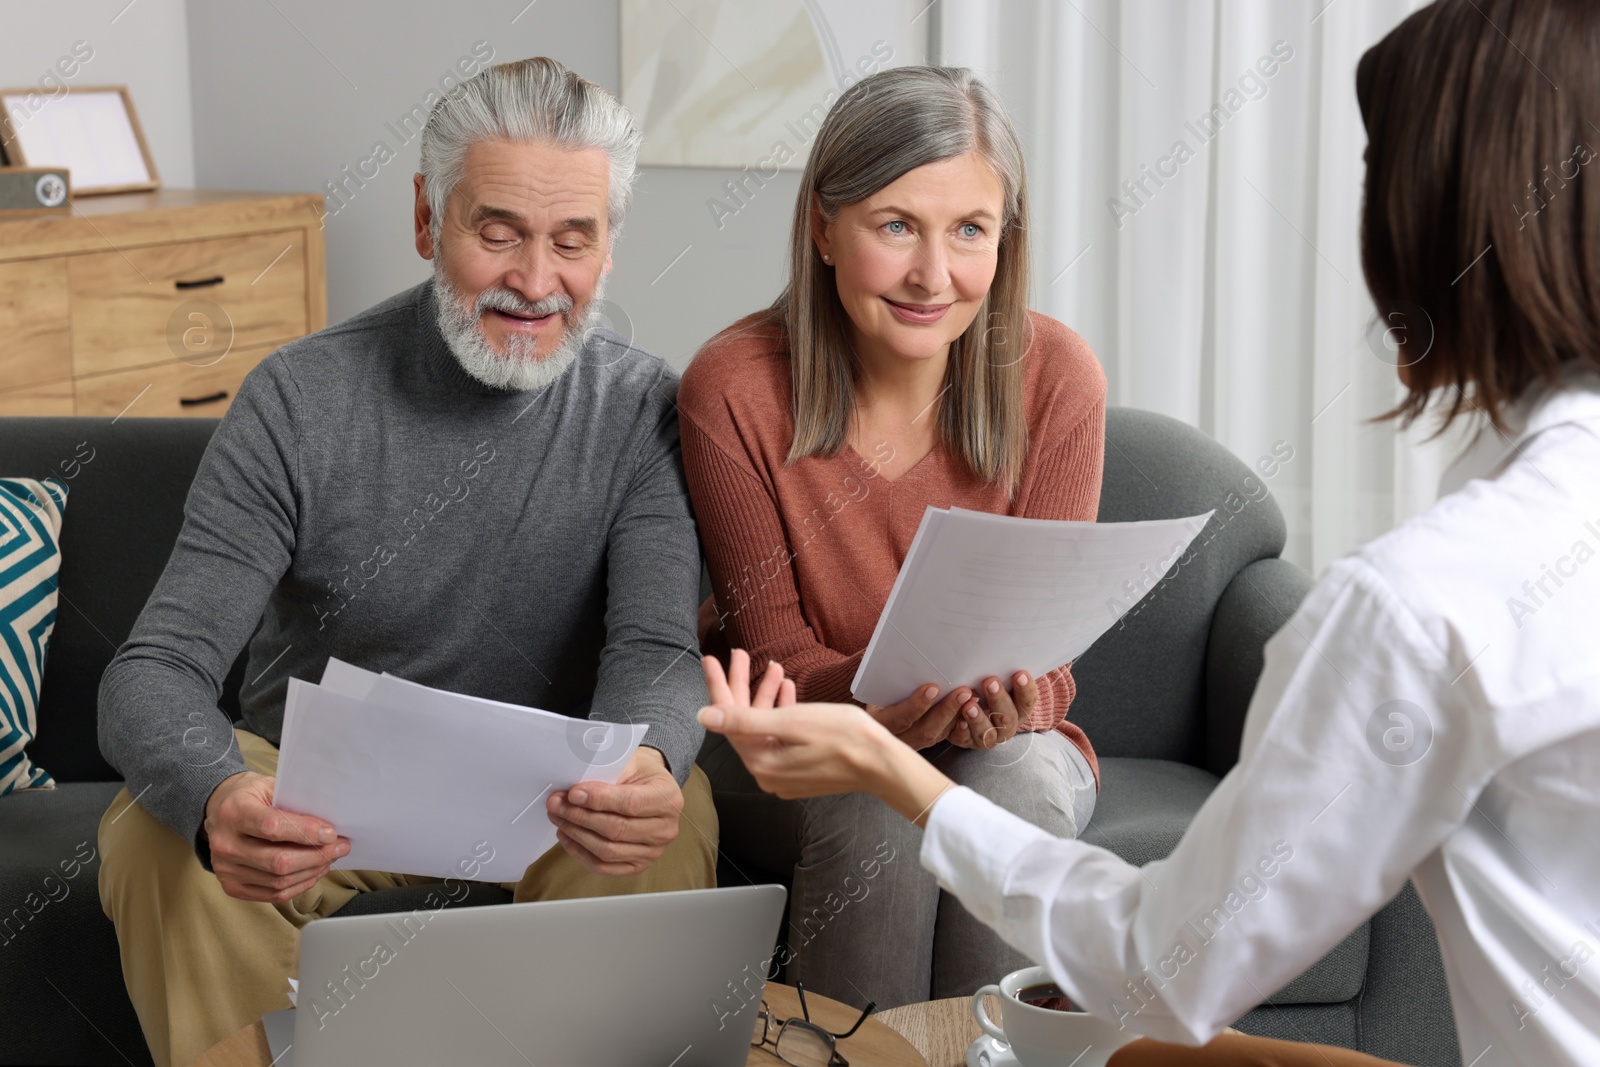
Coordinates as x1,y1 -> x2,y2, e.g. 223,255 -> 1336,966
431,261 -> 605,392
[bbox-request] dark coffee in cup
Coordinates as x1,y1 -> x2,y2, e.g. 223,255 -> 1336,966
1017,983 -> 1076,1012
975,967 -> 1136,1065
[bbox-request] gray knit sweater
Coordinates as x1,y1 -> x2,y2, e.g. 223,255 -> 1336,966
98,281 -> 708,862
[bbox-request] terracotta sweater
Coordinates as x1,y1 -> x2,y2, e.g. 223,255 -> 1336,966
678,309 -> 1108,783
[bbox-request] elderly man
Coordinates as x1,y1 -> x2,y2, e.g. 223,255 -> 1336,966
95,57 -> 715,1067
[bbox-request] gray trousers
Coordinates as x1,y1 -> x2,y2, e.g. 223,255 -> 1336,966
700,729 -> 1096,1010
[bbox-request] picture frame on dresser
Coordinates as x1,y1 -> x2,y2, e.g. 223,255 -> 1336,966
0,85 -> 159,194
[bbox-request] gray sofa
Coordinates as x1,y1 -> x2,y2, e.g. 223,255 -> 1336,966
0,416 -> 512,1067
0,410 -> 1460,1065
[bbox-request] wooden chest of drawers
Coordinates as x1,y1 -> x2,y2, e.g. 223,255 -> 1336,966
0,189 -> 326,418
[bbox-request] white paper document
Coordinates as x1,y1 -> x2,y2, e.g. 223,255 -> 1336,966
273,660 -> 648,882
850,507 -> 1215,706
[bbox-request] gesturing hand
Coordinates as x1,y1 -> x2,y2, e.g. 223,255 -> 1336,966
946,671 -> 1036,749
701,652 -> 892,799
704,648 -> 797,712
699,651 -> 956,826
204,771 -> 350,903
547,745 -> 685,877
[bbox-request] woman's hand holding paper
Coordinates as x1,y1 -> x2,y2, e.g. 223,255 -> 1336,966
868,682 -> 973,750
946,671 -> 1035,749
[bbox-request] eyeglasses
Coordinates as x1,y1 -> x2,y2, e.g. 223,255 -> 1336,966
749,981 -> 876,1067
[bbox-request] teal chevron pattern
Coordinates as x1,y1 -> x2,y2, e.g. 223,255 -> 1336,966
0,477 -> 67,795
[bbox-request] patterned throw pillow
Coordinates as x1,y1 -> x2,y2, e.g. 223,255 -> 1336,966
0,477 -> 67,795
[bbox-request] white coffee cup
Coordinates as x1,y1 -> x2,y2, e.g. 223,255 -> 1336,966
971,966 -> 1137,1067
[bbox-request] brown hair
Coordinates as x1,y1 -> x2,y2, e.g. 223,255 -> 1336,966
773,66 -> 1031,496
1358,0 -> 1600,432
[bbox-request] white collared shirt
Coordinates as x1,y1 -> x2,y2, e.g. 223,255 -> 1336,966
921,369 -> 1600,1067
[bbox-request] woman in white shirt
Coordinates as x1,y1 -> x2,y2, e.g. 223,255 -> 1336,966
696,1 -> 1600,1065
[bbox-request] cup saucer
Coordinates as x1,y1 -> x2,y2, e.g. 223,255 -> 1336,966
966,1033 -> 1024,1067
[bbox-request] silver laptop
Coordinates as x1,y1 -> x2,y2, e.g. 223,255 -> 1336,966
278,884 -> 786,1067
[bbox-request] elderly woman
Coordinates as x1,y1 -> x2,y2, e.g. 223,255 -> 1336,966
698,1 -> 1600,1065
677,66 -> 1106,1009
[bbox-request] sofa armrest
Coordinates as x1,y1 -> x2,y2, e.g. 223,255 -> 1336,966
1203,556 -> 1314,777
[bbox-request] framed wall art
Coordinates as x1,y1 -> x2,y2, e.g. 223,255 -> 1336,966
621,0 -> 928,169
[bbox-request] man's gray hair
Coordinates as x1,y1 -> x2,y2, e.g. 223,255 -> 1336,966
419,56 -> 642,240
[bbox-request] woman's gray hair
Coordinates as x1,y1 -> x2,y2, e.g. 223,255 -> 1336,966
775,66 -> 1032,496
419,56 -> 642,240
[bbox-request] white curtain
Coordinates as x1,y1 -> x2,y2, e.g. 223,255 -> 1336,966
934,0 -> 1467,575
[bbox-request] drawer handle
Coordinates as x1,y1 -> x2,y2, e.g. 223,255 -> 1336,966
175,275 -> 225,290
179,390 -> 229,407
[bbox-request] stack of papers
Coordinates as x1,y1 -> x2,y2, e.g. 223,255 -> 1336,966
851,507 -> 1214,706
273,660 -> 648,881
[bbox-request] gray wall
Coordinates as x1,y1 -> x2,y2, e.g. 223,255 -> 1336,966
184,0 -> 801,369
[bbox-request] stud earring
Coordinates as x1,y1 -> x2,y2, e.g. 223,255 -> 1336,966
822,253 -> 832,264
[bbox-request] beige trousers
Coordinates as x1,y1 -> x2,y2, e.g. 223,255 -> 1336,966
98,728 -> 719,1067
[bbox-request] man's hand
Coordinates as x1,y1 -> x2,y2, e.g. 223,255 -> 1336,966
203,771 -> 350,902
547,746 -> 685,877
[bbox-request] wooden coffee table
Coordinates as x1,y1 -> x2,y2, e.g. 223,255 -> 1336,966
877,997 -> 984,1066
188,983 -> 970,1066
